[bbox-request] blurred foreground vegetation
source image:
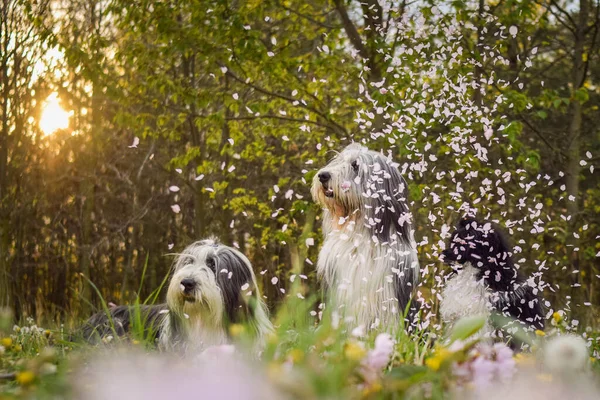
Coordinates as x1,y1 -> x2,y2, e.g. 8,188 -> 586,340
1,0 -> 599,352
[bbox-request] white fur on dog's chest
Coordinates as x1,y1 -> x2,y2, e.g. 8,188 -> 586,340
317,225 -> 414,332
440,263 -> 491,325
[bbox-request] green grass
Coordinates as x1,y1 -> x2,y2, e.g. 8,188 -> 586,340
1,297 -> 600,399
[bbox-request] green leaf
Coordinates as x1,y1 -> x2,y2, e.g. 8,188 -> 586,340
387,365 -> 429,380
552,98 -> 561,109
448,314 -> 486,342
574,87 -> 589,104
526,150 -> 541,169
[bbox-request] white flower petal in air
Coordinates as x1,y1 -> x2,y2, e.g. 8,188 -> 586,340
171,204 -> 181,213
128,137 -> 140,148
271,277 -> 278,285
341,181 -> 351,192
169,186 -> 180,192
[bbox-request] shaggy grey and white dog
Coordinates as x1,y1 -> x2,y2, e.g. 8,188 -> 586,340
82,239 -> 273,352
312,144 -> 420,332
440,217 -> 545,346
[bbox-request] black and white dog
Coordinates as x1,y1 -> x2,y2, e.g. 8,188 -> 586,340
82,239 -> 273,352
440,217 -> 545,342
312,144 -> 420,333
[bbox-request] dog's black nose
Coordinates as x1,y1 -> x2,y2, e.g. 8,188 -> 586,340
180,278 -> 195,293
318,171 -> 331,183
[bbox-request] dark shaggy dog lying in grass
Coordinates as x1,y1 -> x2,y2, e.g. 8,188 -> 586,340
440,217 -> 545,346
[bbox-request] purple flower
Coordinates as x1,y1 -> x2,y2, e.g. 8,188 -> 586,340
471,357 -> 496,389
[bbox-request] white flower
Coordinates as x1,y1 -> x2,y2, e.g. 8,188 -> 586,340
543,335 -> 590,376
40,362 -> 58,375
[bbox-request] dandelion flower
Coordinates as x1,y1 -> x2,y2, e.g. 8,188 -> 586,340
543,335 -> 590,376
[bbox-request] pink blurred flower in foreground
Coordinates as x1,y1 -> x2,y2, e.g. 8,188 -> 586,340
452,342 -> 516,391
77,350 -> 282,400
364,333 -> 395,370
198,344 -> 236,361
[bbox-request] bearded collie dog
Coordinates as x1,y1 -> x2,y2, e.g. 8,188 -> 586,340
440,217 -> 545,343
311,144 -> 420,333
81,239 -> 273,352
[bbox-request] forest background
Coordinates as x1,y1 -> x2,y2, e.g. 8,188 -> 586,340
1,0 -> 599,331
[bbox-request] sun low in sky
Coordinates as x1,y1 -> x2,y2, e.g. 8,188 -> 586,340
40,93 -> 70,136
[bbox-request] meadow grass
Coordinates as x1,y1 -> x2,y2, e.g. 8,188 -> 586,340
1,289 -> 600,399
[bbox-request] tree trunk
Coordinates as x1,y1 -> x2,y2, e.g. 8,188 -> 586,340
289,207 -> 317,277
565,0 -> 588,305
0,0 -> 11,309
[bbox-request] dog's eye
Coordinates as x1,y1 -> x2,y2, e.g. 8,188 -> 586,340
351,160 -> 359,171
206,257 -> 216,272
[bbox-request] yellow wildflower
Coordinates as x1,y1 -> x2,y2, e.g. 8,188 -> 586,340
344,341 -> 366,361
44,330 -> 52,339
425,348 -> 452,371
0,337 -> 12,348
361,381 -> 383,398
514,353 -> 535,366
229,324 -> 245,337
288,349 -> 304,363
552,312 -> 562,324
16,371 -> 36,386
535,330 -> 546,337
13,344 -> 22,352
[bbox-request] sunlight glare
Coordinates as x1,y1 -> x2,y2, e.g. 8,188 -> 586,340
40,93 -> 70,136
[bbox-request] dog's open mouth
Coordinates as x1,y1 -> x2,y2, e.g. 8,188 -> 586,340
183,294 -> 197,303
322,184 -> 334,198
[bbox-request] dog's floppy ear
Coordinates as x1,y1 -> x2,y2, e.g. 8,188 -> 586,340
368,153 -> 412,242
214,247 -> 257,325
489,223 -> 513,254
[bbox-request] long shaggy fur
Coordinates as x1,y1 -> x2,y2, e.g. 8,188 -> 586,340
440,217 -> 545,344
81,239 -> 273,352
312,144 -> 420,332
